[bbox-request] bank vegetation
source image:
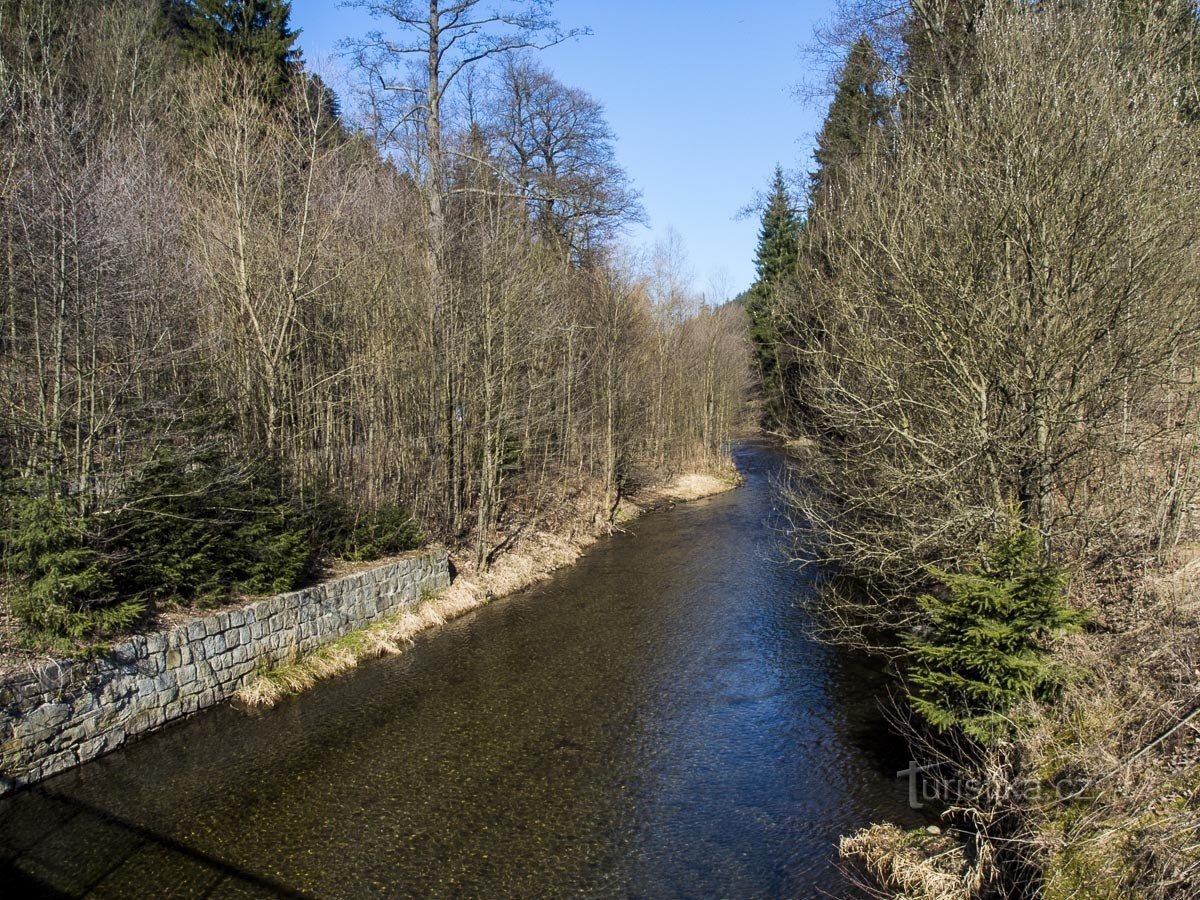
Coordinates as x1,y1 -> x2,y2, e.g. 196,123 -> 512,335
749,0 -> 1200,896
0,0 -> 751,657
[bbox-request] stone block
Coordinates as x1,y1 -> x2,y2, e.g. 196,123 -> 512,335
27,703 -> 72,729
145,633 -> 167,655
41,748 -> 79,779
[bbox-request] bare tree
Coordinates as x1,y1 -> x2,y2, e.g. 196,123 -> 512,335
343,0 -> 585,531
783,0 -> 1200,623
489,55 -> 642,257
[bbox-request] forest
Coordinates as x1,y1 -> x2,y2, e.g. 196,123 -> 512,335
748,0 -> 1200,896
0,0 -> 750,651
6,0 -> 1200,895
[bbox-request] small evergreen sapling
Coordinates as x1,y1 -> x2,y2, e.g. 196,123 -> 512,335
113,447 -> 314,607
2,485 -> 143,651
906,522 -> 1083,743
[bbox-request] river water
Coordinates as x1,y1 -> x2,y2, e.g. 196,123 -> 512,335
0,441 -> 921,898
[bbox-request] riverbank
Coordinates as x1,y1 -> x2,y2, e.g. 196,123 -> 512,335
0,465 -> 738,792
0,551 -> 451,793
0,439 -> 915,898
838,548 -> 1200,898
235,470 -> 741,708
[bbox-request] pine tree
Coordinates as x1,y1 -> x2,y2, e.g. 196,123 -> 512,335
811,35 -> 889,200
746,168 -> 800,427
165,0 -> 299,98
906,521 -> 1083,743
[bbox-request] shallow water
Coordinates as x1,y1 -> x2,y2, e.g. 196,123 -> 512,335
0,441 -> 921,898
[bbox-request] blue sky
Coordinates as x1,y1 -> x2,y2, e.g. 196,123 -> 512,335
291,1 -> 836,297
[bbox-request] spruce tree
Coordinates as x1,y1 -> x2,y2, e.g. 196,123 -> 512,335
166,0 -> 299,98
906,522 -> 1083,743
753,168 -> 801,287
2,483 -> 144,651
746,168 -> 800,427
811,35 -> 888,200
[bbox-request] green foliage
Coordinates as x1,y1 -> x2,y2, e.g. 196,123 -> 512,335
747,167 -> 801,427
905,520 -> 1083,743
1,428 -> 424,647
164,0 -> 299,98
753,167 -> 801,288
113,446 -> 313,606
312,494 -> 425,563
811,35 -> 889,199
2,483 -> 144,651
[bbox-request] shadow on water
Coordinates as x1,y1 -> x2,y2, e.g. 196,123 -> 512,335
0,440 -> 924,898
0,788 -> 306,898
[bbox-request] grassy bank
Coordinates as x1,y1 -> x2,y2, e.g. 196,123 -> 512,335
837,548 -> 1200,899
235,471 -> 740,708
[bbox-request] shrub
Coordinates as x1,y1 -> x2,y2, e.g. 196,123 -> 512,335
314,495 -> 424,563
113,448 -> 314,606
905,521 -> 1083,743
2,484 -> 143,650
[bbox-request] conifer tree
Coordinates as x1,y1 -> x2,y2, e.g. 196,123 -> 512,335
811,35 -> 888,200
746,168 -> 800,427
165,0 -> 299,98
906,521 -> 1083,743
771,37 -> 886,434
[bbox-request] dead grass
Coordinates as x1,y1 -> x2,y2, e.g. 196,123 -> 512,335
1018,555 -> 1200,900
656,471 -> 739,502
840,824 -> 979,900
235,587 -> 487,707
841,545 -> 1200,900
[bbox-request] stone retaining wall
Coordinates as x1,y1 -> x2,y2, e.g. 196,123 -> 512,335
0,550 -> 450,795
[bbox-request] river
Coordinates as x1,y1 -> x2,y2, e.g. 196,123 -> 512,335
0,441 -> 921,898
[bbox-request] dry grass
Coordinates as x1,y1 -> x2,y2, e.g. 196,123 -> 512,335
1016,554 -> 1200,900
840,824 -> 979,900
656,472 -> 739,502
839,545 -> 1200,900
616,470 -> 740,521
236,470 -> 737,708
234,588 -> 482,708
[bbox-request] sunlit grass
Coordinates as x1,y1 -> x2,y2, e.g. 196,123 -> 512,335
235,588 -> 473,708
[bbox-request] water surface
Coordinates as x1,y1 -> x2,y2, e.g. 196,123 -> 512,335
0,441 -> 920,898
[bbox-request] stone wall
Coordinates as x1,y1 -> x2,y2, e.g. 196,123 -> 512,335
0,550 -> 450,795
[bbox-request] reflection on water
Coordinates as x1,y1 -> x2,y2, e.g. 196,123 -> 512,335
0,441 -> 921,898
